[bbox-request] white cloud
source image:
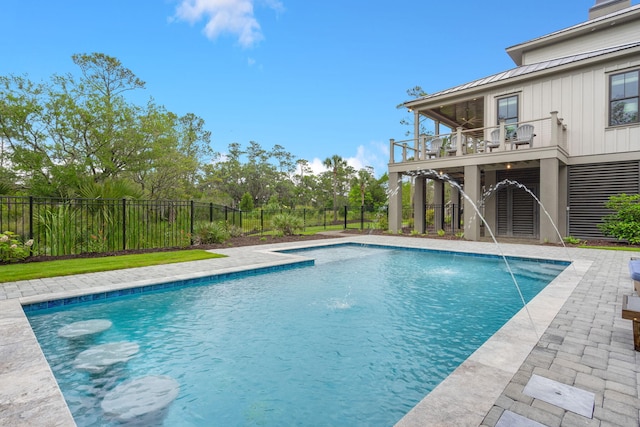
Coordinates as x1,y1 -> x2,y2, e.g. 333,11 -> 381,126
306,141 -> 389,178
174,0 -> 283,48
345,142 -> 388,177
307,158 -> 328,175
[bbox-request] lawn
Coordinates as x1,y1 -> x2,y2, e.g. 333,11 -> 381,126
1,250 -> 225,283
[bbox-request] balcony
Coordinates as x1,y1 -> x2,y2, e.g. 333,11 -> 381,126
389,111 -> 567,165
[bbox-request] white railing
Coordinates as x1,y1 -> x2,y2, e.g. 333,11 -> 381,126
389,111 -> 567,164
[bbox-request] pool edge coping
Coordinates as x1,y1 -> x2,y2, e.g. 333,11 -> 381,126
0,236 -> 595,426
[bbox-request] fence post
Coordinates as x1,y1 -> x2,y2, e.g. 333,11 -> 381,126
324,209 -> 326,230
28,196 -> 34,257
260,209 -> 264,235
190,200 -> 195,244
360,206 -> 364,230
122,198 -> 127,251
224,206 -> 228,222
209,203 -> 213,223
344,206 -> 347,229
303,208 -> 306,232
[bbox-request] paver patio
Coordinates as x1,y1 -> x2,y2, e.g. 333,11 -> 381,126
1,234 -> 638,426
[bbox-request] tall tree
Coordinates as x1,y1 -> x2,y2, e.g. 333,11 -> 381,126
0,53 -> 212,197
323,154 -> 351,222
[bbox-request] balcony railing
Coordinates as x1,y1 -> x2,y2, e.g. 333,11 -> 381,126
389,111 -> 567,164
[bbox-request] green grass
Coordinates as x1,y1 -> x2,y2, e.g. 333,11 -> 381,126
1,250 -> 225,283
578,244 -> 640,251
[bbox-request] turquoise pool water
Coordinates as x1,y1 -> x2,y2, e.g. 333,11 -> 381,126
27,244 -> 568,426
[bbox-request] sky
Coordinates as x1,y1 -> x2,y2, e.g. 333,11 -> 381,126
1,0 -> 630,177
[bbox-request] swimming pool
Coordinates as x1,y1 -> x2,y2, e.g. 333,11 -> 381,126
26,244 -> 568,426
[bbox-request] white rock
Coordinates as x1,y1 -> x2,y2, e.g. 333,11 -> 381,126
73,342 -> 140,374
57,319 -> 112,338
101,375 -> 180,422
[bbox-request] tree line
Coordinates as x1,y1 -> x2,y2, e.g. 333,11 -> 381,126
0,53 -> 388,212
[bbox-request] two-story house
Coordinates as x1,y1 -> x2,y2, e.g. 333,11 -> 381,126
388,0 -> 640,243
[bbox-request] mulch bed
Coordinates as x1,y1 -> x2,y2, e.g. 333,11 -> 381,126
10,233 -> 345,265
7,230 -> 638,265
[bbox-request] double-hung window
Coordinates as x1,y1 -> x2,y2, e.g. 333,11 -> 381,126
610,70 -> 639,126
497,95 -> 518,138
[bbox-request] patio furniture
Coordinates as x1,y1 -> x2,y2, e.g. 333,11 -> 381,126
629,259 -> 640,293
511,124 -> 535,148
426,138 -> 442,158
447,135 -> 459,156
622,294 -> 640,351
485,129 -> 501,152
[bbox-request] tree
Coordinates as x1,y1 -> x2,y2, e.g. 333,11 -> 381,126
351,167 -> 373,207
240,192 -> 254,211
323,154 -> 354,222
398,85 -> 430,137
0,53 -> 212,198
201,141 -> 298,208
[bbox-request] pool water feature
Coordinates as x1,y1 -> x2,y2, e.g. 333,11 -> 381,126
27,244 -> 569,426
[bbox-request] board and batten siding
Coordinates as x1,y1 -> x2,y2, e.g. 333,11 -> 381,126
485,56 -> 640,157
522,20 -> 640,65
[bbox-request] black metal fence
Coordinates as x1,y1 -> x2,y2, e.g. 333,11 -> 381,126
0,196 -> 390,258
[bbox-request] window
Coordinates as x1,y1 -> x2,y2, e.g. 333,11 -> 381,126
610,70 -> 639,126
497,95 -> 518,138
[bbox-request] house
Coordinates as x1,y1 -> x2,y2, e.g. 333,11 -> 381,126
388,0 -> 640,243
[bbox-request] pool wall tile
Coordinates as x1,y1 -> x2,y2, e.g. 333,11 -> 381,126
23,259 -> 315,314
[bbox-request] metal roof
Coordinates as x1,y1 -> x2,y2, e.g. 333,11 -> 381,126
406,41 -> 640,105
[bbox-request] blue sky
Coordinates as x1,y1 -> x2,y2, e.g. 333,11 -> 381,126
1,0 -> 626,177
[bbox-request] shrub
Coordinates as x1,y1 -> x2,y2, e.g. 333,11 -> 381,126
563,235 -> 584,245
193,222 -> 230,244
271,213 -> 303,236
376,211 -> 388,230
0,231 -> 33,263
437,229 -> 446,237
598,193 -> 640,244
226,223 -> 244,238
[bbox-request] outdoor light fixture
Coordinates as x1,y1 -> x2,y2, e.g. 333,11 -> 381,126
507,163 -> 512,169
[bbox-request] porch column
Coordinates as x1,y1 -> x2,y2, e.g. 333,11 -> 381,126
414,177 -> 425,234
540,158 -> 561,243
559,163 -> 568,237
463,165 -> 481,240
388,172 -> 403,233
450,185 -> 460,231
433,179 -> 444,232
484,170 -> 497,236
414,111 -> 420,152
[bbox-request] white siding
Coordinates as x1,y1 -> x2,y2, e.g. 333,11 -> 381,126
522,21 -> 640,65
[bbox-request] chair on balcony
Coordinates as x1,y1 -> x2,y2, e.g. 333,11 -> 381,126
426,138 -> 442,158
447,135 -> 459,156
511,124 -> 535,149
485,129 -> 501,152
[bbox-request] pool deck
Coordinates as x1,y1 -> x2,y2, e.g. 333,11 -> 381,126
1,234 -> 639,426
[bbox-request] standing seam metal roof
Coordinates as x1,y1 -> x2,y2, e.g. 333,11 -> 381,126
407,41 -> 640,104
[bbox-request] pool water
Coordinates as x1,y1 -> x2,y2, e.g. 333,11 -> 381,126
27,245 -> 568,426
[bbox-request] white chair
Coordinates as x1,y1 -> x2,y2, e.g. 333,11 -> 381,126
485,129 -> 501,152
447,135 -> 459,156
426,138 -> 442,158
511,124 -> 535,148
